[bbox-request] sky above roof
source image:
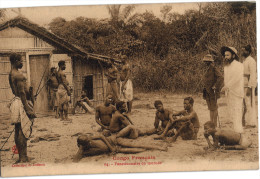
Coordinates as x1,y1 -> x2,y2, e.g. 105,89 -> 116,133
0,0 -> 204,26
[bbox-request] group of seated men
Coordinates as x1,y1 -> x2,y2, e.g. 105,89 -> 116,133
73,95 -> 252,162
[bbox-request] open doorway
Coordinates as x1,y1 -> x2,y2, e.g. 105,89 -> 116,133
83,75 -> 93,100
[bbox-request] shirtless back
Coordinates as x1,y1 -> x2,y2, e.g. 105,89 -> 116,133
48,68 -> 59,90
204,121 -> 251,150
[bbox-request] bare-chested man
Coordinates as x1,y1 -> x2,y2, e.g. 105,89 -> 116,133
9,53 -> 37,163
155,97 -> 200,142
72,90 -> 94,115
109,101 -> 134,134
119,55 -> 133,113
152,100 -> 175,139
105,62 -> 119,103
73,131 -> 167,162
204,121 -> 252,150
57,60 -> 72,121
47,67 -> 59,118
95,94 -> 116,131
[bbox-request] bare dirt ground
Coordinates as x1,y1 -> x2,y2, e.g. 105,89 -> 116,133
0,92 -> 259,171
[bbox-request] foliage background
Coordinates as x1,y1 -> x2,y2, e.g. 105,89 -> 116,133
46,2 -> 256,93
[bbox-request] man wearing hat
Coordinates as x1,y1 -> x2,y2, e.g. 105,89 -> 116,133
202,54 -> 223,127
220,46 -> 244,134
241,45 -> 257,128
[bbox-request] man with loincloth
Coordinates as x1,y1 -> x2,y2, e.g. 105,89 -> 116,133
9,53 -> 37,163
57,60 -> 72,121
47,67 -> 59,118
152,100 -> 175,139
202,54 -> 223,127
73,131 -> 167,162
155,97 -> 200,142
241,45 -> 257,128
119,55 -> 133,113
220,46 -> 244,134
105,61 -> 119,103
72,90 -> 94,115
95,94 -> 116,132
204,121 -> 252,151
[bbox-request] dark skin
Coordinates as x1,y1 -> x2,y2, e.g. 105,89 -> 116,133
95,95 -> 116,129
153,104 -> 174,139
73,133 -> 167,162
9,56 -> 36,163
47,68 -> 59,89
204,123 -> 251,151
57,64 -> 71,96
155,100 -> 199,142
105,63 -> 118,83
120,57 -> 132,112
57,63 -> 72,120
9,58 -> 36,119
72,91 -> 94,115
47,68 -> 59,118
109,103 -> 133,133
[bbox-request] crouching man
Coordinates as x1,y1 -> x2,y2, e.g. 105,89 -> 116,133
204,121 -> 252,150
155,97 -> 200,142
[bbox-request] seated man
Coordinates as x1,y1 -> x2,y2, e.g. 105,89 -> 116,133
72,90 -> 94,115
152,100 -> 175,139
95,94 -> 116,131
73,132 -> 168,162
108,101 -> 133,134
155,97 -> 200,142
204,121 -> 252,150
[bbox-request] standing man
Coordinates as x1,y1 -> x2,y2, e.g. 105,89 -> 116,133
47,67 -> 59,118
9,53 -> 36,163
57,60 -> 72,121
119,55 -> 133,113
105,61 -> 119,103
220,46 -> 244,134
202,54 -> 223,127
242,45 -> 257,128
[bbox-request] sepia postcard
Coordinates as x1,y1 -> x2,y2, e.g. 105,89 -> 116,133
0,0 -> 258,177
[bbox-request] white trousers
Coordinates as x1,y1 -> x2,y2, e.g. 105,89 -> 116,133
244,88 -> 257,126
226,93 -> 244,133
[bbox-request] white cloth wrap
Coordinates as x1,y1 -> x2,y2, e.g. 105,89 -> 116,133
120,79 -> 133,102
9,97 -> 32,139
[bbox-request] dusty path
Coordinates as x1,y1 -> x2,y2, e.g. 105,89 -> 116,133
0,92 -> 258,170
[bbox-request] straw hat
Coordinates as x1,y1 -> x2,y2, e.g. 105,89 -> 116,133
220,46 -> 239,59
